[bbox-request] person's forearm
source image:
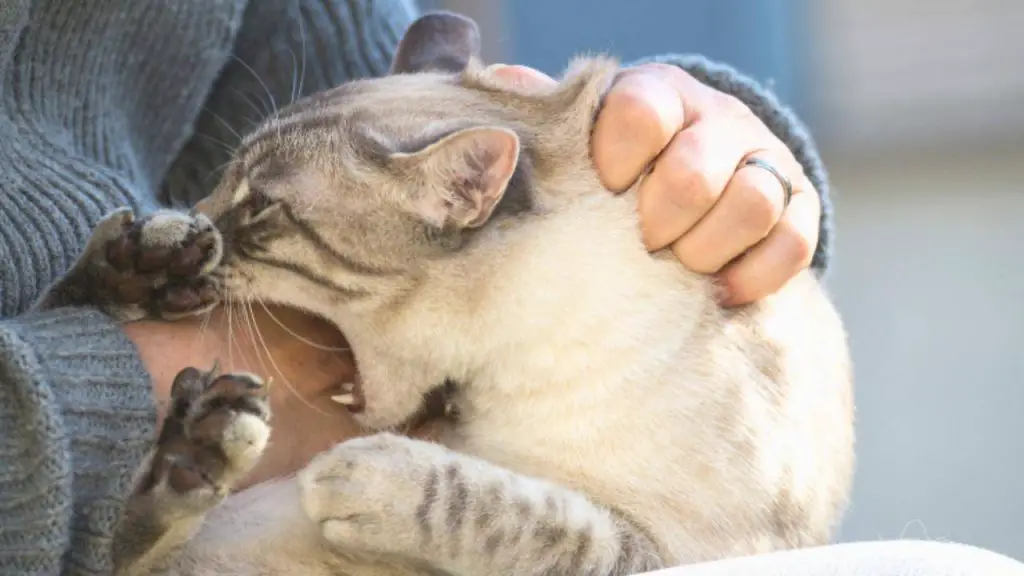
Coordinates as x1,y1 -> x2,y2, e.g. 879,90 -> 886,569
630,54 -> 833,274
0,308 -> 155,574
123,319 -> 226,425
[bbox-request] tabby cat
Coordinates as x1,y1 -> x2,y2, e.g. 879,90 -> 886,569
36,12 -> 855,576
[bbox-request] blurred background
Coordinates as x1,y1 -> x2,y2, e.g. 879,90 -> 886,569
421,0 -> 1024,561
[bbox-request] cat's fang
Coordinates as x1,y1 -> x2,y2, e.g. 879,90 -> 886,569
331,393 -> 357,405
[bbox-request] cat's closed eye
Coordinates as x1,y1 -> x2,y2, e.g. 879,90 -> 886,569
246,185 -> 276,218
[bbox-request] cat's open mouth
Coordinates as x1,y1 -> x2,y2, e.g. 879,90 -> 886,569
329,349 -> 455,432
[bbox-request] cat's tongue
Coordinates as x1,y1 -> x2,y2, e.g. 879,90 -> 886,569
331,372 -> 366,413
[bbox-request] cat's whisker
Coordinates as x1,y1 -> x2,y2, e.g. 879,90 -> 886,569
193,133 -> 236,156
225,293 -> 238,370
292,8 -> 308,105
232,89 -> 270,128
229,54 -> 277,118
232,299 -> 259,370
201,107 -> 244,145
288,47 -> 298,106
241,291 -> 333,417
255,297 -> 350,352
189,306 -> 215,358
240,299 -> 272,379
203,157 -> 243,184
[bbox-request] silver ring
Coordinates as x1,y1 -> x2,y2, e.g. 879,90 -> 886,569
741,157 -> 792,208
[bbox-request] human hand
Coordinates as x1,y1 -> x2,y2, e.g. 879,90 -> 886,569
123,305 -> 438,489
487,63 -> 820,307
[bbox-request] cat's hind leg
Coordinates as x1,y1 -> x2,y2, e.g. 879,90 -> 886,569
112,365 -> 271,576
298,433 -> 664,575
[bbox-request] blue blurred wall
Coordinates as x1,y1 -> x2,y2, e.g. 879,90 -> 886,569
503,0 -> 811,117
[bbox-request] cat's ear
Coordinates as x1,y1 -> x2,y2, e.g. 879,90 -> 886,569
398,126 -> 520,229
390,11 -> 481,75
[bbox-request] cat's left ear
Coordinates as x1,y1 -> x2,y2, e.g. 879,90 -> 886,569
390,11 -> 481,75
396,126 -> 520,229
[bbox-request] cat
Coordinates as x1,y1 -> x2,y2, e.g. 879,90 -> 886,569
36,11 -> 855,576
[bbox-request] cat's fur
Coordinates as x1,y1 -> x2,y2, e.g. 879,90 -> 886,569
37,12 -> 855,576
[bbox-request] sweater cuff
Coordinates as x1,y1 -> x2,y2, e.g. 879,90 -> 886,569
0,308 -> 155,573
629,54 -> 833,274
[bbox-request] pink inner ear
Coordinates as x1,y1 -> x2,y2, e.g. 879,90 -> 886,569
403,126 -> 520,229
443,127 -> 520,228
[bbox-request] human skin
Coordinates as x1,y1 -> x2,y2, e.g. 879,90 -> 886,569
124,306 -> 368,489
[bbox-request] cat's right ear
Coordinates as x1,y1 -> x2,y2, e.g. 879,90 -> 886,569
394,126 -> 520,229
390,11 -> 481,75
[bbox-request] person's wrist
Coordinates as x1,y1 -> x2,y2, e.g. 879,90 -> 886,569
122,316 -> 229,424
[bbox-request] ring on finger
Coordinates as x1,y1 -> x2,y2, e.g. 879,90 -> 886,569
740,157 -> 792,208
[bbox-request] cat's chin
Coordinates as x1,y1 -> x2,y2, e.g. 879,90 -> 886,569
345,373 -> 454,436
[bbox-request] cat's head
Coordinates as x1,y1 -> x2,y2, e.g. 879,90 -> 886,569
190,12 -> 619,427
194,12 -> 617,315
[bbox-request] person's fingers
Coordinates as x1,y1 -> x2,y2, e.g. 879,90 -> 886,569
485,64 -> 557,93
591,66 -> 690,192
716,183 -> 821,307
636,118 -> 748,251
670,151 -> 802,274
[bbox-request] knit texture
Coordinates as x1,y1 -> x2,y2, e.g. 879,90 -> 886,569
0,309 -> 151,575
0,0 -> 414,574
0,1 -> 830,574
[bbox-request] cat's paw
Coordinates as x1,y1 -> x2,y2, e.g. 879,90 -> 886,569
298,433 -> 452,556
37,208 -> 223,321
102,209 -> 223,320
134,366 -> 271,514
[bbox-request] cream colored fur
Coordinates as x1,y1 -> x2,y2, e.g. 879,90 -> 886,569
82,11 -> 855,575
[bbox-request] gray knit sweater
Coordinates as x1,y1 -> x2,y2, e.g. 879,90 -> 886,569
0,1 -> 832,574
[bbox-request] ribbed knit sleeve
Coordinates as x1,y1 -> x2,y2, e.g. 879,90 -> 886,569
0,1 -> 415,574
0,1 -> 247,317
0,309 -> 153,575
162,0 -> 417,207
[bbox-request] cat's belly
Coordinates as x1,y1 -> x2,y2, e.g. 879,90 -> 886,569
171,477 -> 398,576
175,478 -> 333,575
177,478 -> 427,576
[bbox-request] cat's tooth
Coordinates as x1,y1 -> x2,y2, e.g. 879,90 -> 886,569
331,393 -> 357,405
339,382 -> 356,393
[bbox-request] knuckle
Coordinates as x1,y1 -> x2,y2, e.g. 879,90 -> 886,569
735,169 -> 785,234
713,92 -> 751,118
602,71 -> 682,149
602,84 -> 663,138
657,134 -> 718,210
736,192 -> 780,237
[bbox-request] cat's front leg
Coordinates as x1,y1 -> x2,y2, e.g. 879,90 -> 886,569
112,366 -> 271,576
298,434 -> 664,575
34,208 -> 222,321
